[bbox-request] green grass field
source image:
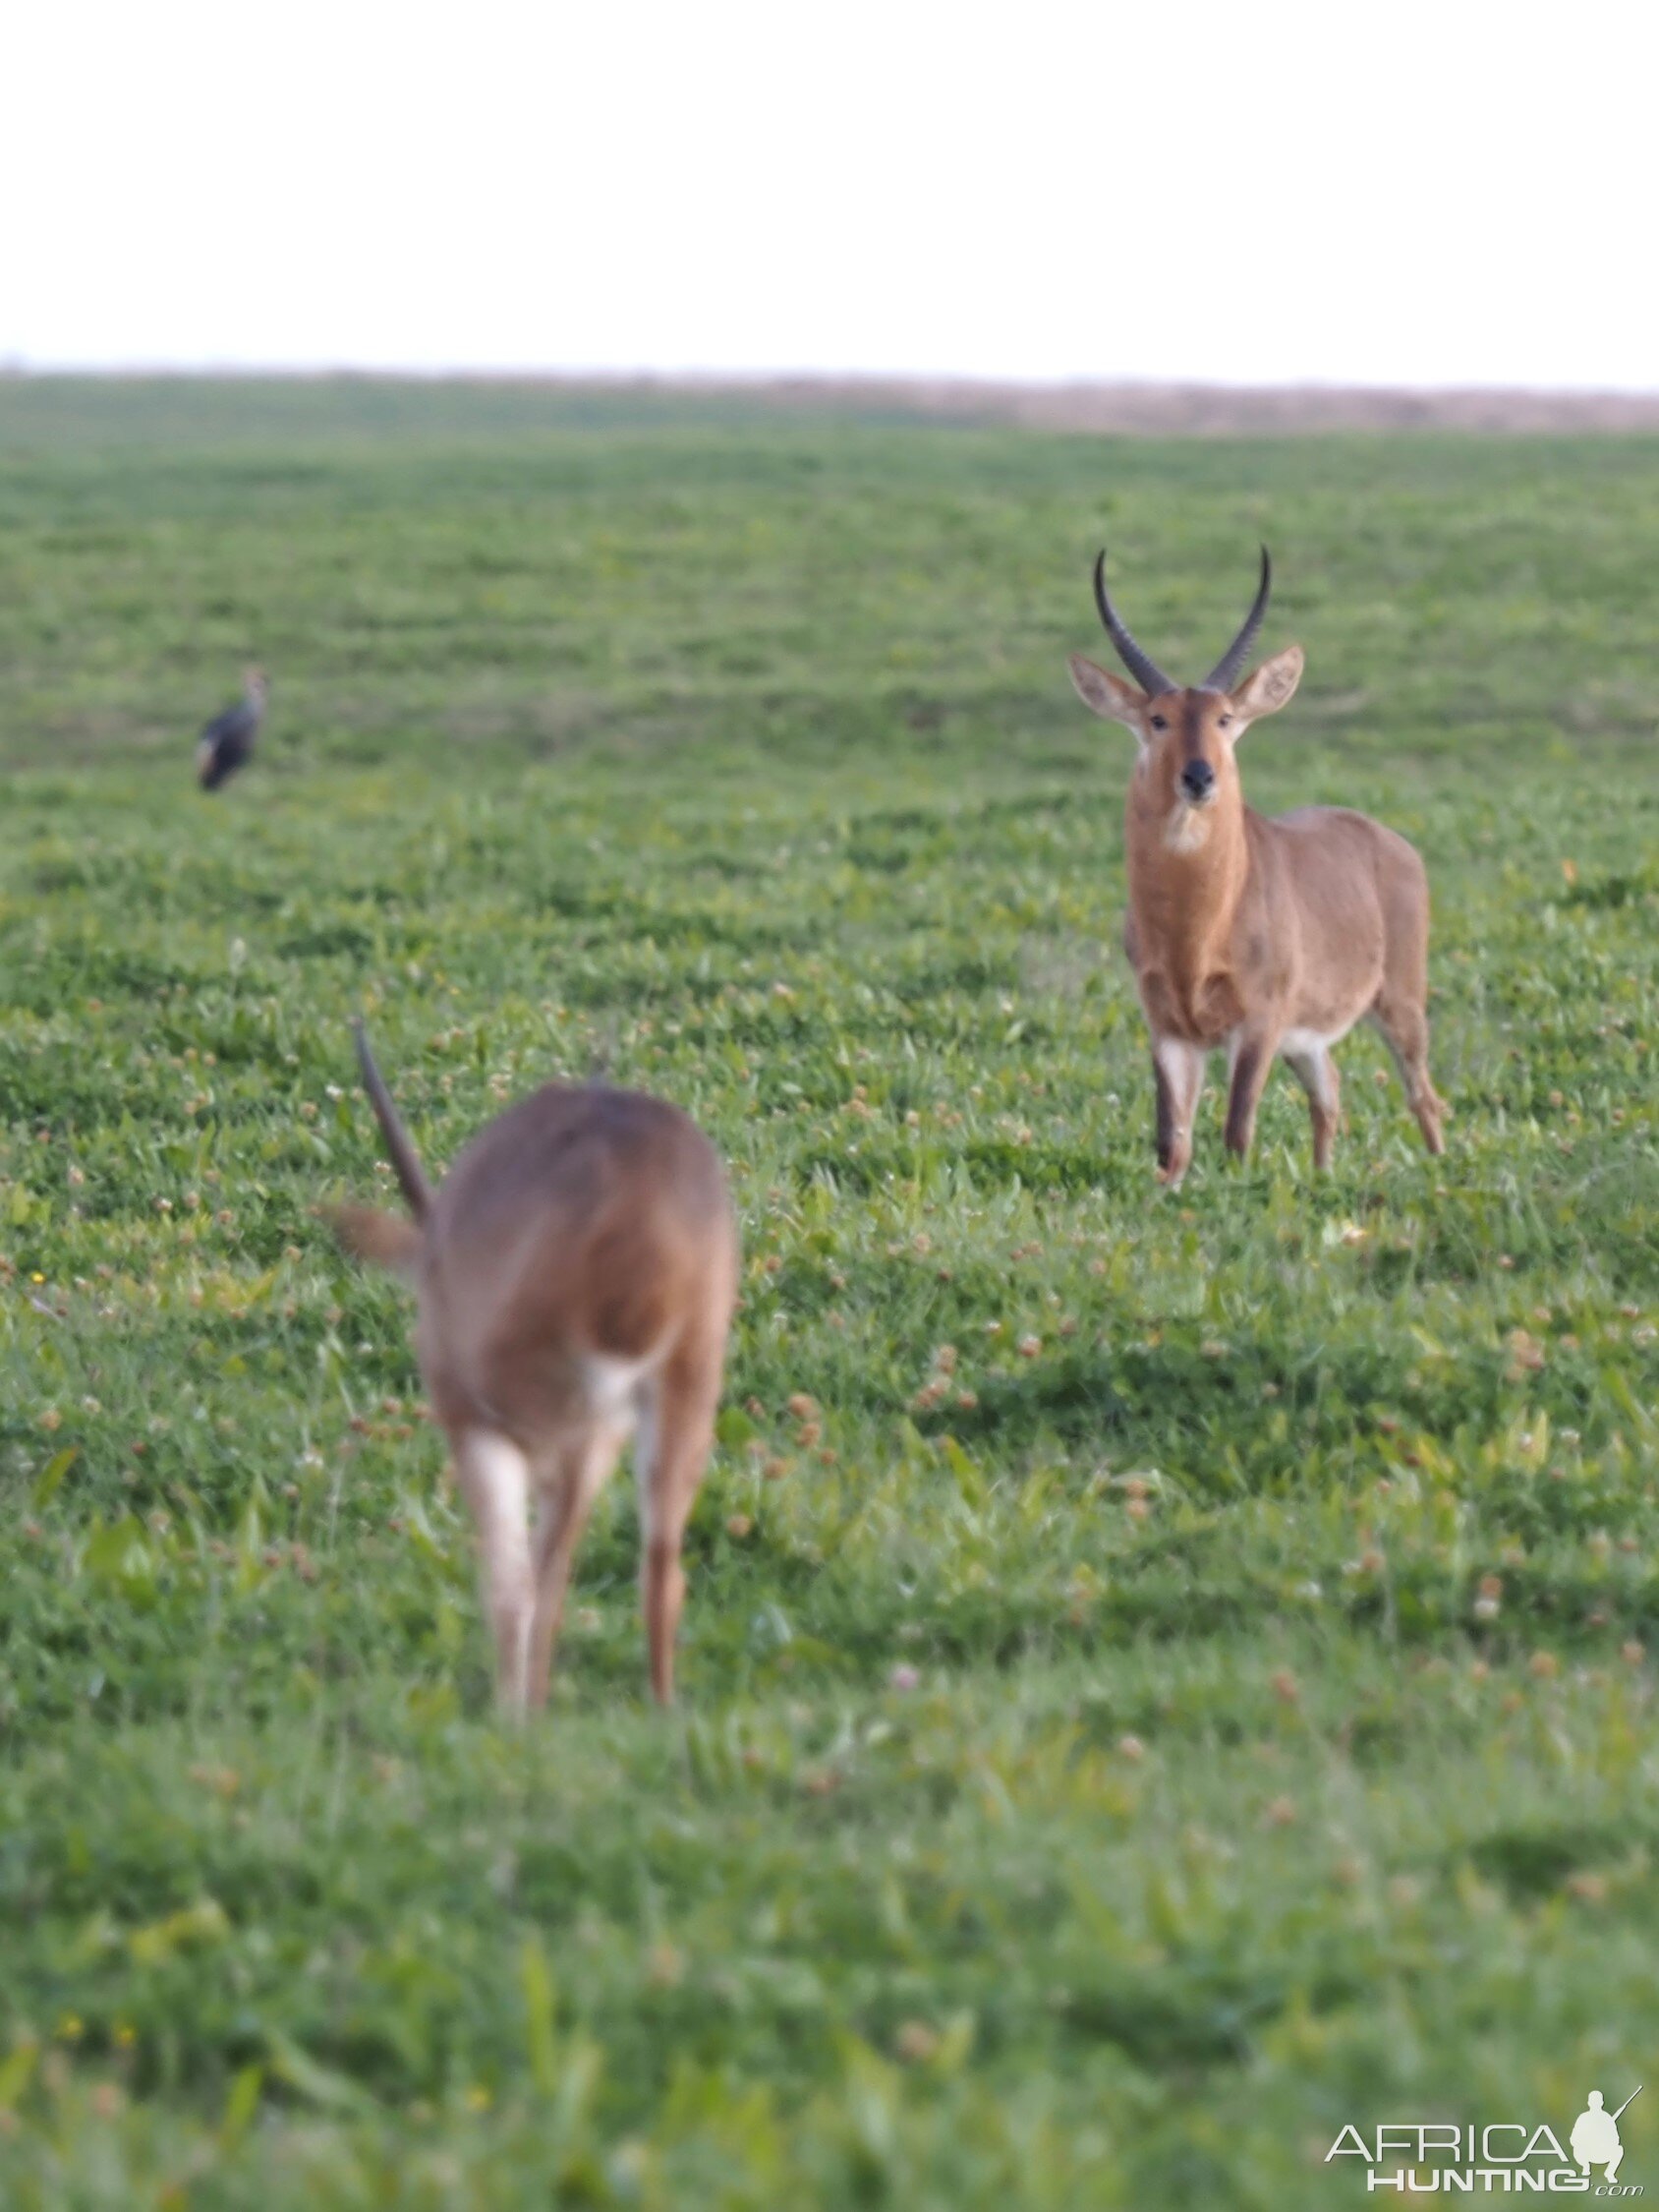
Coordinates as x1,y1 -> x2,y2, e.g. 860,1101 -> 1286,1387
2,379 -> 1658,2208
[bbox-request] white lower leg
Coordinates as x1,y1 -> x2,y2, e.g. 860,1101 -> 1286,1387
1155,1036 -> 1207,1188
456,1428 -> 534,1713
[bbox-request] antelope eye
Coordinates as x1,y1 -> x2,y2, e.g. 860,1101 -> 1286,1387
1218,714 -> 1232,728
1149,714 -> 1168,731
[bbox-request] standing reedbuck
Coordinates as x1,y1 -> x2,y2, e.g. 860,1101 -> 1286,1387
1068,550 -> 1445,1186
329,1022 -> 739,1715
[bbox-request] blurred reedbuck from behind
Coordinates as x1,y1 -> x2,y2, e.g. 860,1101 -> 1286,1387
329,1022 -> 739,1715
1068,549 -> 1445,1186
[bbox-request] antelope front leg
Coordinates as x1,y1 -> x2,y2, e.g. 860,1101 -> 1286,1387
1152,1038 -> 1207,1189
1224,1028 -> 1279,1162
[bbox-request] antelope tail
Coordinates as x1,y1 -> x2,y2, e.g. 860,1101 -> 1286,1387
351,1018 -> 432,1223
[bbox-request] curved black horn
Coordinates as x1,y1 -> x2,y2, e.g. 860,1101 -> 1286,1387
1203,546 -> 1273,692
1092,551 -> 1178,698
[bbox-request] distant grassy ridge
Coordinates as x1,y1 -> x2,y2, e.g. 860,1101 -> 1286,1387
1,378 -> 1654,775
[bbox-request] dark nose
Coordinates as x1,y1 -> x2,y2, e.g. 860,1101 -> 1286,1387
1180,759 -> 1216,801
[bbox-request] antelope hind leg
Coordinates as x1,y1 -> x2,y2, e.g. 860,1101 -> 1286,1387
454,1428 -> 535,1716
1367,1001 -> 1445,1156
525,1418 -> 630,1712
635,1326 -> 726,1707
1282,1034 -> 1343,1171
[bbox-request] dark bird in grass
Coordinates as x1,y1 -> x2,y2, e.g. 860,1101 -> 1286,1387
196,667 -> 269,791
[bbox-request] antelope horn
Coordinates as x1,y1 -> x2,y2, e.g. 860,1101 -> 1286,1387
1092,551 -> 1178,699
1203,546 -> 1273,692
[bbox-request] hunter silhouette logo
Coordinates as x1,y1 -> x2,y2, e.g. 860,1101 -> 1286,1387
1573,2090 -> 1640,2186
1326,2085 -> 1643,2193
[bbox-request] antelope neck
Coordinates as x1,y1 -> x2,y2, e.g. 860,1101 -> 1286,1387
1126,785 -> 1248,977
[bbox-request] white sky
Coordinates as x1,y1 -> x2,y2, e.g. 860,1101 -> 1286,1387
5,0 -> 1654,388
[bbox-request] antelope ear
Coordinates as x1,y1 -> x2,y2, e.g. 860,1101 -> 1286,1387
1068,655 -> 1146,732
1231,645 -> 1304,725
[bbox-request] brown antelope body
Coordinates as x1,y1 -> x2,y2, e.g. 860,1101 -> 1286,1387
330,1023 -> 738,1714
1069,551 -> 1444,1186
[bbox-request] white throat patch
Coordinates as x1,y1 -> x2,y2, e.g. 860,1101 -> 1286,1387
1164,802 -> 1212,855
